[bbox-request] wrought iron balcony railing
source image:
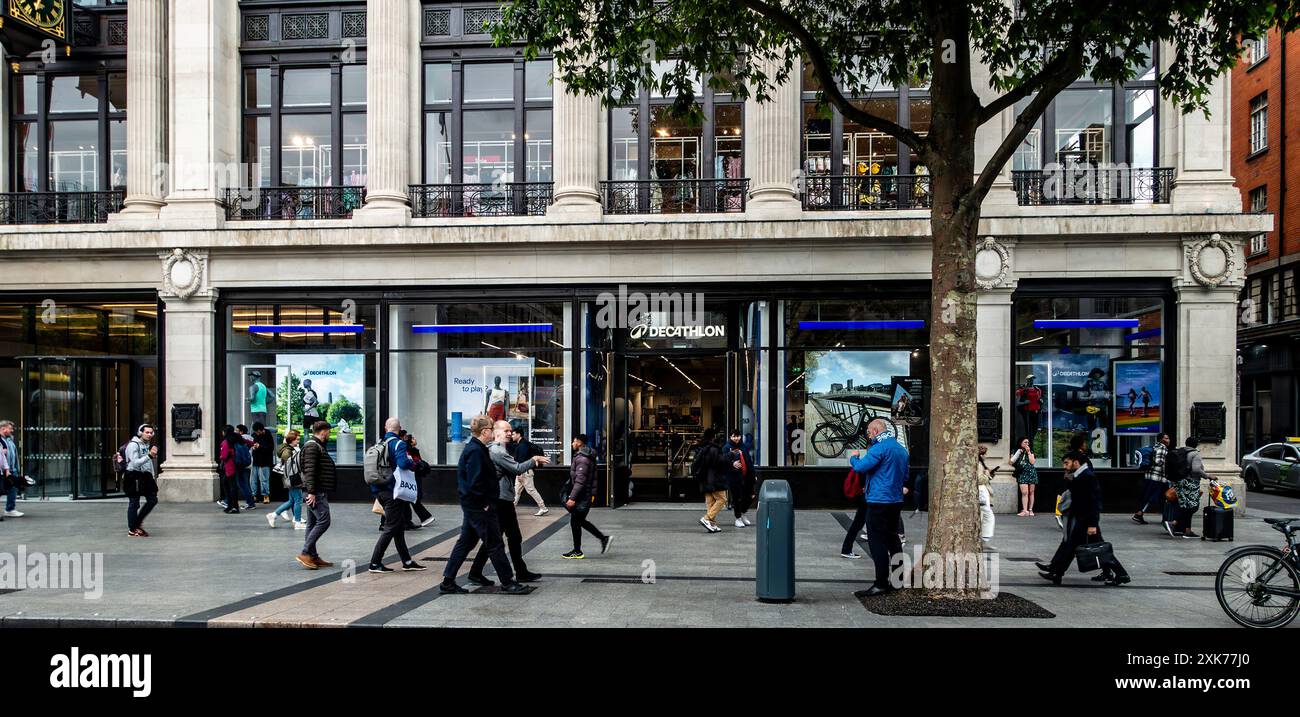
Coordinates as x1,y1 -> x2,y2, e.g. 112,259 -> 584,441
409,182 -> 553,218
800,174 -> 932,211
222,186 -> 365,220
600,178 -> 748,215
0,190 -> 125,225
1011,167 -> 1174,205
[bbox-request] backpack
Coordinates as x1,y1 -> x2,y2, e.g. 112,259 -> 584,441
1134,445 -> 1154,471
234,441 -> 252,468
112,440 -> 133,477
690,445 -> 712,482
843,468 -> 864,499
363,438 -> 394,486
1165,446 -> 1191,483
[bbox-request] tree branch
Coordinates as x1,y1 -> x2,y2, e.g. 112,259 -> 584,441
978,48 -> 1076,124
740,0 -> 933,158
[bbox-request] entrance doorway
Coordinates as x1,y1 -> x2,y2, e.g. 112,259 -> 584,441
614,353 -> 730,503
19,356 -> 151,499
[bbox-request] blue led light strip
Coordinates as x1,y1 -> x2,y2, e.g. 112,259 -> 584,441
1033,319 -> 1140,329
247,324 -> 364,334
1123,328 -> 1162,342
411,323 -> 553,334
798,320 -> 926,330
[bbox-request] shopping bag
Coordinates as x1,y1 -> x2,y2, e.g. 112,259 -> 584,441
371,499 -> 385,515
393,466 -> 419,504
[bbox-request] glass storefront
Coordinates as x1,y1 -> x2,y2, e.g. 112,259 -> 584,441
1012,288 -> 1168,469
0,298 -> 160,499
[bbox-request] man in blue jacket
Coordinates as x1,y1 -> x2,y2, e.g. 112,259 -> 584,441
440,415 -> 532,595
367,418 -> 427,574
848,418 -> 909,597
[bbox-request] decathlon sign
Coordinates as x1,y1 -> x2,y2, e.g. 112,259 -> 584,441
628,322 -> 725,340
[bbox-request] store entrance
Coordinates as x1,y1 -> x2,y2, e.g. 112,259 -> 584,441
613,352 -> 730,504
19,356 -> 144,499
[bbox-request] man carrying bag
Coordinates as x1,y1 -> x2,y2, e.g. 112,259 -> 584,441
1037,450 -> 1130,586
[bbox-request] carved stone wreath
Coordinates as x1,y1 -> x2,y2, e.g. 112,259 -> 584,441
1185,233 -> 1237,288
161,248 -> 206,300
974,237 -> 1011,289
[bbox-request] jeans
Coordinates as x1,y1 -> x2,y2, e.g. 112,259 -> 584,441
251,466 -> 270,498
842,503 -> 867,554
127,494 -> 158,531
443,505 -> 513,585
472,500 -> 528,577
865,503 -> 903,589
703,490 -> 728,522
370,490 -> 413,566
5,485 -> 15,512
1048,517 -> 1128,577
273,487 -> 303,522
1137,479 -> 1167,513
567,498 -> 605,552
301,494 -> 331,558
237,468 -> 253,505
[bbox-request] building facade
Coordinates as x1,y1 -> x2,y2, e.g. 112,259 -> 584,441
1233,27 -> 1299,456
0,1 -> 1264,510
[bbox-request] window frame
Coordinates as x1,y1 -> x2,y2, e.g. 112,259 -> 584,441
1249,93 -> 1269,156
800,70 -> 928,179
10,68 -> 128,193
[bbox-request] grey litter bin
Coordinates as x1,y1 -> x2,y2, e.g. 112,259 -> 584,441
755,479 -> 795,603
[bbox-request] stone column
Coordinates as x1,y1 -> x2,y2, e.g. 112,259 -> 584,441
547,67 -> 602,220
974,237 -> 1018,513
355,0 -> 413,223
116,0 -> 168,217
744,55 -> 801,219
157,249 -> 220,501
1175,233 -> 1246,508
1165,42 -> 1240,212
159,0 -> 240,226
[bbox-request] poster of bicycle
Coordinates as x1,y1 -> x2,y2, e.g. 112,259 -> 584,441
802,350 -> 910,466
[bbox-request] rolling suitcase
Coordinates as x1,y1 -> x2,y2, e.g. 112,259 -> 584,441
1201,506 -> 1234,542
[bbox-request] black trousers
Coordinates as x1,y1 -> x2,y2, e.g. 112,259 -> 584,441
471,499 -> 528,576
1048,518 -> 1128,577
444,505 -> 514,585
412,500 -> 433,523
222,473 -> 241,509
369,490 -> 412,566
842,504 -> 867,554
729,476 -> 755,518
567,498 -> 605,551
864,503 -> 903,589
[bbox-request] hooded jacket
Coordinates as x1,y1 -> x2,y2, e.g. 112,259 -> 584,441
848,432 -> 909,504
567,445 -> 597,503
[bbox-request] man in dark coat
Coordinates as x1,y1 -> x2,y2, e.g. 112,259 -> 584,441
562,433 -> 611,559
1039,450 -> 1131,586
695,429 -> 731,533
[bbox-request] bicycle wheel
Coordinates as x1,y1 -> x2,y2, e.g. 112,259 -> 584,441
811,424 -> 852,459
1215,547 -> 1300,629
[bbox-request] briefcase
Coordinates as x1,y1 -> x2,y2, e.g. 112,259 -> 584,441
1075,540 -> 1114,573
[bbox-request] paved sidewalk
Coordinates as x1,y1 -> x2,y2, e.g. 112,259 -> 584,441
0,496 -> 1297,628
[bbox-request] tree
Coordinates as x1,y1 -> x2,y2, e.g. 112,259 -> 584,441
327,395 -> 364,428
497,0 -> 1296,595
276,372 -> 305,429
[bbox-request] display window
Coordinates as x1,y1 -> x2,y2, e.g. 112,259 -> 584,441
1012,293 -> 1167,469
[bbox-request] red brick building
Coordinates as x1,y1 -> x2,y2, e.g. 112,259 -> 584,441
1234,28 -> 1300,454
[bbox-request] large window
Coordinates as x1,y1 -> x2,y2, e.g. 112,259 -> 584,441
1013,291 -> 1168,469
241,63 -> 368,188
421,59 -> 553,184
10,72 -> 127,191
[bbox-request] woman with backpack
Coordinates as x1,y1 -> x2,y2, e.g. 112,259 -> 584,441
1163,437 -> 1205,538
1009,437 -> 1038,516
268,430 -> 305,529
218,425 -> 243,515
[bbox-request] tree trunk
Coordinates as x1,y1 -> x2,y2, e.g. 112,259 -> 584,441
921,144 -> 983,598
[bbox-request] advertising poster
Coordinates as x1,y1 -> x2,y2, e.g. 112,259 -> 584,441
1113,360 -> 1161,435
274,354 -> 367,463
1031,352 -> 1112,468
802,350 -> 909,466
890,376 -> 924,427
1013,362 -> 1051,462
531,384 -> 560,458
445,358 -> 535,447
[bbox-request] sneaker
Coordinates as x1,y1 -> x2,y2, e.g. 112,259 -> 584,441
293,520 -> 307,530
127,528 -> 142,537
841,552 -> 863,559
1181,531 -> 1200,539
22,477 -> 34,486
3,510 -> 23,518
500,583 -> 535,595
562,550 -> 586,560
244,504 -> 257,510
1105,574 -> 1132,586
735,519 -> 746,528
421,516 -> 437,527
699,517 -> 713,533
295,554 -> 318,570
708,521 -> 722,533
466,573 -> 494,586
266,512 -> 278,529
439,581 -> 469,594
741,515 -> 752,526
1131,513 -> 1146,525
312,557 -> 335,568
278,511 -> 293,522
136,527 -> 150,537
1162,521 -> 1176,537
535,507 -> 549,516
368,564 -> 395,574
899,534 -> 907,546
217,500 -> 228,509
600,535 -> 613,554
860,533 -> 869,541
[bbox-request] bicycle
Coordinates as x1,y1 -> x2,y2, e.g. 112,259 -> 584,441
808,396 -> 898,459
1214,517 -> 1300,629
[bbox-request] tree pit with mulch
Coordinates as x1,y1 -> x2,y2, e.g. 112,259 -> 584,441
858,590 -> 1055,618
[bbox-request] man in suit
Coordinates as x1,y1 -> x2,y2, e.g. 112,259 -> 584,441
440,415 -> 533,595
1039,450 -> 1131,586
